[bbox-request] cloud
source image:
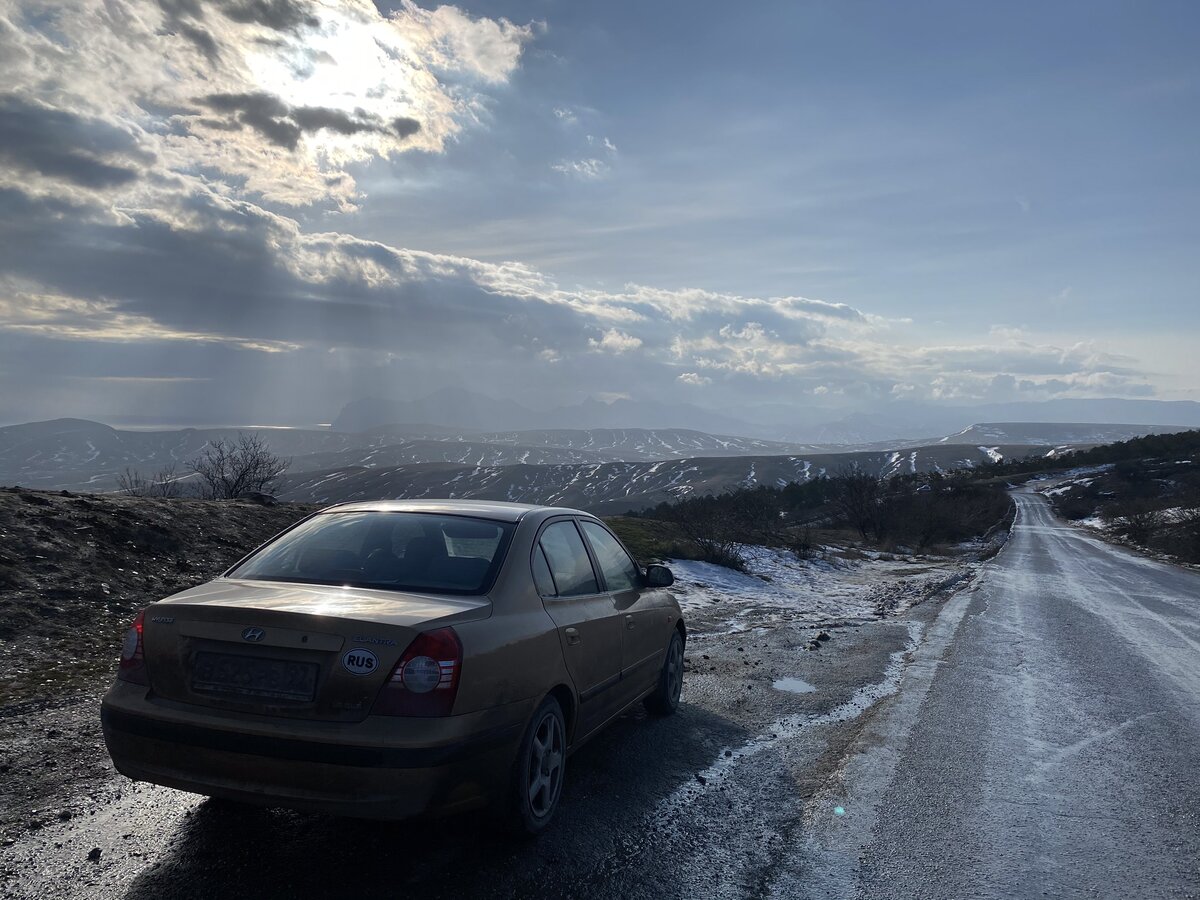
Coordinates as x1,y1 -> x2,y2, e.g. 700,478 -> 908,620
0,95 -> 152,189
0,165 -> 1151,419
213,0 -> 321,32
552,158 -> 609,179
386,0 -> 537,85
0,282 -> 298,353
0,1 -> 1166,423
554,132 -> 619,180
0,0 -> 535,207
588,329 -> 643,354
197,92 -> 422,150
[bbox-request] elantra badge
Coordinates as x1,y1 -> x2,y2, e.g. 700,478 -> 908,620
241,626 -> 266,642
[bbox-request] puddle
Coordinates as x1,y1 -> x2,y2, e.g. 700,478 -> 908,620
773,676 -> 817,694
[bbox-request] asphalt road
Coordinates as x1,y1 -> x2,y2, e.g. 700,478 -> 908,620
3,491 -> 1198,899
790,488 -> 1200,898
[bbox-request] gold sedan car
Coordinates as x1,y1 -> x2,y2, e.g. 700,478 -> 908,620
101,500 -> 683,833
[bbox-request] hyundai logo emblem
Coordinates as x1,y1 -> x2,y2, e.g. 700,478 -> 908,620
241,626 -> 266,642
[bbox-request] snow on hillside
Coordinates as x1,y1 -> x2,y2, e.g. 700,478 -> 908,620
669,545 -> 975,635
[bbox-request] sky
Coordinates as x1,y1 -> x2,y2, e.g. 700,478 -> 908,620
0,0 -> 1197,427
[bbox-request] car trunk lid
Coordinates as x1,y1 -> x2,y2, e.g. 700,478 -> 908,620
141,579 -> 489,722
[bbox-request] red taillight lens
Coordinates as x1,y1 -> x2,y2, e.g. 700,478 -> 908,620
371,627 -> 462,717
117,608 -> 149,685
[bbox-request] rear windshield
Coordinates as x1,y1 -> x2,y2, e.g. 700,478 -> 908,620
227,512 -> 515,596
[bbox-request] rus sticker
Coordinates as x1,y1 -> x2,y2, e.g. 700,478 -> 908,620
342,648 -> 378,676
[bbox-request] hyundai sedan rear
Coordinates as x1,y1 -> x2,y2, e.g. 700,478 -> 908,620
101,500 -> 684,833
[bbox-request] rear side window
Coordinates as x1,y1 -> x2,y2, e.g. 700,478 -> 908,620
538,521 -> 600,597
580,521 -> 641,593
532,545 -> 557,596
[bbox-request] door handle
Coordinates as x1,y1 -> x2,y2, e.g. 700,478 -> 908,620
564,627 -> 581,645
625,615 -> 636,630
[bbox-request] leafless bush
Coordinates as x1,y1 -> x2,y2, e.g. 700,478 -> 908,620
117,465 -> 181,498
1105,500 -> 1165,545
730,487 -> 787,545
832,464 -> 881,540
664,496 -> 748,571
187,434 -> 289,500
1164,505 -> 1200,560
787,525 -> 816,559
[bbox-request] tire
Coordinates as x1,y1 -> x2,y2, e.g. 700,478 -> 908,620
507,695 -> 567,835
644,630 -> 684,716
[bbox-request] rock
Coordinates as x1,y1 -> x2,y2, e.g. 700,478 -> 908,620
816,631 -> 831,642
695,774 -> 707,785
87,847 -> 102,862
237,492 -> 278,506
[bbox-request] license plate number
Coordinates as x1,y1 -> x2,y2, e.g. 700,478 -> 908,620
191,652 -> 318,702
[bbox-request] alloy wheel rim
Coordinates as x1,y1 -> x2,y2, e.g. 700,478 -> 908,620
667,639 -> 683,702
527,712 -> 564,818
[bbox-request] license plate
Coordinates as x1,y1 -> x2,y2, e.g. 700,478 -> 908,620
191,652 -> 318,702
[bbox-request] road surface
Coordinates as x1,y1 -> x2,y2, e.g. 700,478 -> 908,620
789,488 -> 1200,898
2,489 -> 1198,898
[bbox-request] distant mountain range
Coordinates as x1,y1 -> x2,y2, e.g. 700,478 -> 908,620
0,418 -> 821,491
928,422 -> 1193,447
331,389 -> 762,436
804,400 -> 1200,445
2,414 -> 1193,504
331,389 -> 1200,444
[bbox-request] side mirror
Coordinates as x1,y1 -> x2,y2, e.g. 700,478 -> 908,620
645,564 -> 674,588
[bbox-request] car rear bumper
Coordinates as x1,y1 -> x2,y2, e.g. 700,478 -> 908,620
100,685 -> 528,820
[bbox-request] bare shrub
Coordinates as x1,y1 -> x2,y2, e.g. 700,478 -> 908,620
1105,499 -> 1165,545
1173,506 -> 1200,560
664,495 -> 747,571
187,434 -> 289,500
787,525 -> 816,559
832,464 -> 881,540
117,465 -> 181,498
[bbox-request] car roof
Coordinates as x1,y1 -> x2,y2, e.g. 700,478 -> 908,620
316,498 -> 590,523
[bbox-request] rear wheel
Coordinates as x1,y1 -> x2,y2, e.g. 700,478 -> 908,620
644,631 -> 684,716
507,695 -> 566,835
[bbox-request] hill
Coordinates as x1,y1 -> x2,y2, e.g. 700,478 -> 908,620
933,422 -> 1192,447
278,443 -> 1053,513
0,420 -> 819,491
0,489 -> 318,704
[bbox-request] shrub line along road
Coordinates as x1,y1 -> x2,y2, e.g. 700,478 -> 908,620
2,489 -> 1198,898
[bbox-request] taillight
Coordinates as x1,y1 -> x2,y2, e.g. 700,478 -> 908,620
117,608 -> 149,685
371,627 -> 462,717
